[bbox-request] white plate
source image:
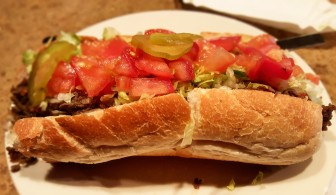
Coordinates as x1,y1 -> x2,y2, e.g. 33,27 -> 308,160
6,10 -> 336,195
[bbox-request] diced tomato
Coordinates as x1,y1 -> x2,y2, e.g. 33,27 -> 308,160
81,36 -> 130,58
305,73 -> 320,85
99,79 -> 116,95
180,42 -> 199,61
99,57 -> 118,74
106,37 -> 132,57
256,56 -> 293,87
209,36 -> 241,51
292,65 -> 305,77
235,51 -> 261,79
239,34 -> 280,55
196,40 -> 235,72
291,65 -> 320,85
81,37 -> 108,57
135,52 -> 174,78
144,29 -> 175,35
129,78 -> 174,97
168,59 -> 195,81
71,56 -> 113,97
266,48 -> 284,62
115,76 -> 132,92
47,61 -> 77,96
236,48 -> 294,89
101,48 -> 139,77
279,56 -> 295,73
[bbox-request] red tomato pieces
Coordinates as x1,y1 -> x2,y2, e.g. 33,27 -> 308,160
239,34 -> 280,55
168,59 -> 195,81
292,65 -> 305,77
71,56 -> 113,97
45,30 -> 311,100
135,52 -> 173,79
129,78 -> 174,97
209,36 -> 241,51
180,42 -> 199,61
81,36 -> 130,58
305,73 -> 320,85
144,29 -> 175,35
106,48 -> 139,77
115,76 -> 132,92
47,61 -> 77,96
196,40 -> 236,72
236,48 -> 294,89
292,65 -> 320,85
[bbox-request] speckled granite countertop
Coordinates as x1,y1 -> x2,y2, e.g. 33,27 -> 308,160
0,1 -> 335,194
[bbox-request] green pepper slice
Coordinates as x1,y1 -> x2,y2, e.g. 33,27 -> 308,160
131,33 -> 202,60
28,41 -> 77,106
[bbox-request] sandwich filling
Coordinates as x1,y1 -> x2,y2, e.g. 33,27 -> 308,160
10,28 -> 333,128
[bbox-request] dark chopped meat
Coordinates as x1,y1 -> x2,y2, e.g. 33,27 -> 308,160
11,78 -> 311,120
193,178 -> 202,189
46,90 -> 101,115
6,147 -> 38,172
42,35 -> 57,44
11,164 -> 21,172
10,79 -> 116,120
322,104 -> 336,131
281,87 -> 310,99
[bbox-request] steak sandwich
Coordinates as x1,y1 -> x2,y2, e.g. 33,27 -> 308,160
8,28 -> 335,166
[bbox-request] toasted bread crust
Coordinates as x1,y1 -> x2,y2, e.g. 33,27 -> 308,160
12,88 -> 323,165
13,93 -> 192,163
185,88 -> 322,165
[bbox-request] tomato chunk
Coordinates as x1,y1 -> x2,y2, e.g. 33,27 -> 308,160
168,59 -> 195,81
256,56 -> 293,87
81,36 -> 130,58
101,48 -> 139,77
180,42 -> 199,61
292,65 -> 305,77
236,48 -> 294,89
71,56 -> 113,97
239,34 -> 280,54
144,29 -> 175,35
99,80 -> 116,95
305,73 -> 320,85
291,65 -> 319,85
209,36 -> 241,51
47,61 -> 77,96
115,76 -> 132,92
135,52 -> 173,78
196,40 -> 235,72
129,78 -> 174,97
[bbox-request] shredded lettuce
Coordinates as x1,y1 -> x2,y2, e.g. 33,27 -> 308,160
58,31 -> 81,46
247,83 -> 275,92
233,69 -> 249,80
193,66 -> 226,89
180,117 -> 195,147
114,91 -> 132,106
287,75 -> 322,104
56,92 -> 75,103
22,49 -> 37,74
251,171 -> 264,185
193,66 -> 249,90
22,49 -> 37,66
39,101 -> 48,111
174,81 -> 194,97
139,93 -> 155,100
103,27 -> 119,40
226,178 -> 236,191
